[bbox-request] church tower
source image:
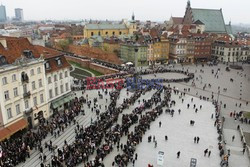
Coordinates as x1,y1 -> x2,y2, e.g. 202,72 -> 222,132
129,12 -> 137,34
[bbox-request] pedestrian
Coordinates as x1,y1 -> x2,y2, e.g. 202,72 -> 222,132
194,137 -> 197,143
204,149 -> 208,156
208,150 -> 211,157
154,141 -> 157,148
135,153 -> 138,160
165,135 -> 168,141
232,135 -> 235,142
159,121 -> 162,127
197,137 -> 200,143
243,148 -> 246,154
177,151 -> 181,158
228,149 -> 230,156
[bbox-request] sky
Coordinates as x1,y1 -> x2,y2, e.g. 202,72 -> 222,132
1,0 -> 250,24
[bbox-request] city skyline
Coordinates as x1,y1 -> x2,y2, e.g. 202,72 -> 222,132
0,0 -> 250,24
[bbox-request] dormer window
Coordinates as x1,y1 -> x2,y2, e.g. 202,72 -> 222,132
0,55 -> 7,66
45,61 -> 50,69
55,57 -> 62,66
23,50 -> 34,59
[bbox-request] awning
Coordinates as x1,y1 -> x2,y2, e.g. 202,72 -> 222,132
0,118 -> 28,141
51,93 -> 74,109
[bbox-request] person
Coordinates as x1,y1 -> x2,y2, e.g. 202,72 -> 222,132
194,137 -> 197,143
135,153 -> 138,160
204,149 -> 208,156
208,150 -> 211,157
197,137 -> 200,143
165,135 -> 168,141
159,121 -> 162,127
232,135 -> 235,142
243,148 -> 246,154
177,151 -> 180,158
154,141 -> 157,148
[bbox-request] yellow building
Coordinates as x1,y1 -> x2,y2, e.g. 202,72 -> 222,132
151,36 -> 170,64
83,15 -> 136,38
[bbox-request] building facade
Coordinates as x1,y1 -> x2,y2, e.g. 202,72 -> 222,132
212,40 -> 242,62
120,43 -> 148,66
15,8 -> 24,21
0,5 -> 7,22
83,15 -> 136,38
0,37 -> 72,141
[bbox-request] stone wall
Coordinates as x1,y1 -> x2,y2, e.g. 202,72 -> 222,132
65,56 -> 118,75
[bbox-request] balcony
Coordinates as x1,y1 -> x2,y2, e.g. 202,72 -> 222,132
24,108 -> 33,115
21,74 -> 29,83
23,91 -> 31,98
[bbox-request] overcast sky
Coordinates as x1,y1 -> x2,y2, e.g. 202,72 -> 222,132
1,0 -> 249,24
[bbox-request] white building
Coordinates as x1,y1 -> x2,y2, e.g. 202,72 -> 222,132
0,36 -> 72,141
38,46 -> 72,115
212,40 -> 245,63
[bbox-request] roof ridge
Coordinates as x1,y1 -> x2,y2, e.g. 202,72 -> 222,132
192,8 -> 221,11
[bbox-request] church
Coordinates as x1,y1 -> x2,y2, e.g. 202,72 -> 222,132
183,0 -> 232,34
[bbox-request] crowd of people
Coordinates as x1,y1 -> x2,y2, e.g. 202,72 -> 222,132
2,61 -> 247,167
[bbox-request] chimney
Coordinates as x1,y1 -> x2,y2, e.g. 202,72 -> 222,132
0,38 -> 7,49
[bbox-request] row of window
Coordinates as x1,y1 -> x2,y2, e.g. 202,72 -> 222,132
6,94 -> 44,119
49,83 -> 69,99
48,71 -> 68,84
2,68 -> 42,85
91,31 -> 124,36
4,79 -> 43,101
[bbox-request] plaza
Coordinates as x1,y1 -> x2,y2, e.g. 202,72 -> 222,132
12,63 -> 250,167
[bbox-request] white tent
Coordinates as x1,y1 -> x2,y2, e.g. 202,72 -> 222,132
126,62 -> 133,65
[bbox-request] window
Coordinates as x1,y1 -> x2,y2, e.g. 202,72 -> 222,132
57,58 -> 62,66
105,32 -> 108,35
7,108 -> 12,119
23,84 -> 27,93
60,85 -> 64,94
40,94 -> 44,103
54,75 -> 57,82
55,87 -> 58,96
65,71 -> 68,78
39,79 -> 42,88
4,91 -> 9,100
112,31 -> 115,35
49,89 -> 53,99
91,32 -> 94,36
33,96 -> 37,106
37,67 -> 41,74
59,73 -> 63,80
32,81 -> 36,90
48,77 -> 52,84
30,69 -> 34,76
66,83 -> 69,91
2,77 -> 7,85
98,31 -> 101,36
119,31 -> 122,35
45,62 -> 50,69
25,100 -> 29,109
16,104 -> 20,115
12,74 -> 16,82
13,87 -> 18,97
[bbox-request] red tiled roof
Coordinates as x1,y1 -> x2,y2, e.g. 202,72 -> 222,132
0,36 -> 70,73
172,17 -> 183,25
0,37 -> 40,64
45,55 -> 71,73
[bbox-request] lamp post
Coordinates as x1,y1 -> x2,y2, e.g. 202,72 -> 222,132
133,43 -> 139,91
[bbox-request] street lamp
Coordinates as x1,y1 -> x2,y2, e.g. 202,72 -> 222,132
133,44 -> 139,90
